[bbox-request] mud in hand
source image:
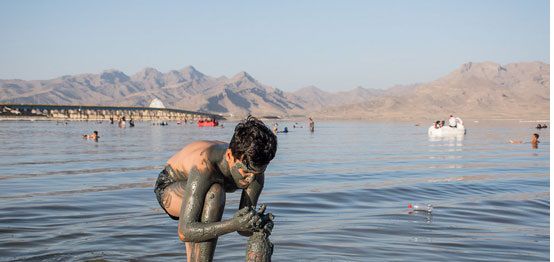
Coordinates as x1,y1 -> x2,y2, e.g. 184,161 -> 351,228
246,204 -> 274,262
233,206 -> 260,232
253,204 -> 274,235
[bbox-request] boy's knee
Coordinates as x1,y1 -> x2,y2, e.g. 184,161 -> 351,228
201,183 -> 226,222
206,183 -> 224,202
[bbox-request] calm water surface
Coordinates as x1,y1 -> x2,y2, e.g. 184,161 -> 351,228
0,120 -> 549,261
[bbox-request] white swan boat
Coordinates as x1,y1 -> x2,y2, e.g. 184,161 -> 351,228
428,124 -> 466,136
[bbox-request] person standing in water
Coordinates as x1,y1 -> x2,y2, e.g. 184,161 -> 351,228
154,116 -> 278,261
308,117 -> 315,132
118,116 -> 126,128
531,133 -> 540,148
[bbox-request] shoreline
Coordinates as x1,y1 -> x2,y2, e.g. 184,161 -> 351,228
1,115 -> 549,124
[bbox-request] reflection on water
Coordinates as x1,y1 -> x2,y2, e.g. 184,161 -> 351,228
428,133 -> 465,143
0,120 -> 549,261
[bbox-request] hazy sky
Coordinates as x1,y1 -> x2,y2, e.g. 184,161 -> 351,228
0,0 -> 549,91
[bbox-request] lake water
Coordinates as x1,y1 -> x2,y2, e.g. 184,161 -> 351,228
0,120 -> 549,261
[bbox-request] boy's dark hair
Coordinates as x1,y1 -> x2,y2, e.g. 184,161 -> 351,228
229,116 -> 277,171
534,133 -> 539,139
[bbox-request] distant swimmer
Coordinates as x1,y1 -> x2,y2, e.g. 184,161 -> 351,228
509,133 -> 539,148
531,133 -> 540,148
536,124 -> 548,129
308,117 -> 315,132
83,131 -> 99,141
277,127 -> 289,133
118,117 -> 126,128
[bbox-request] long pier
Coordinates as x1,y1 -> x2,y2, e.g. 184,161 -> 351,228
0,104 -> 222,121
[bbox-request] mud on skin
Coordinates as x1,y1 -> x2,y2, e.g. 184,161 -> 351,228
178,166 -> 247,242
157,138 -> 271,261
246,204 -> 275,262
176,144 -> 266,261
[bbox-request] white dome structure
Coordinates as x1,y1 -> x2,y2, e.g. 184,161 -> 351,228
149,98 -> 165,109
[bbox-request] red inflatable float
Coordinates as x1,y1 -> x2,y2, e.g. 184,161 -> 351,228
197,120 -> 219,127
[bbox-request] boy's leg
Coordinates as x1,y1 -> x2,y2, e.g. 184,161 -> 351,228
161,181 -> 187,218
189,183 -> 226,261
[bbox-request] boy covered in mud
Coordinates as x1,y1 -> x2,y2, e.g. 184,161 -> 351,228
154,116 -> 277,261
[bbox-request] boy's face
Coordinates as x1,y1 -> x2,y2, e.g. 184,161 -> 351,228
230,160 -> 265,189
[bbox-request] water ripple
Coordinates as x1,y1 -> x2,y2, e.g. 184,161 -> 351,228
0,121 -> 548,261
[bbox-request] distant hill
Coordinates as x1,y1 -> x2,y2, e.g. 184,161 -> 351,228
318,61 -> 549,120
0,61 -> 549,120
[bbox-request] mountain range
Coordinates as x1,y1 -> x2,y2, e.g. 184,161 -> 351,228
0,61 -> 549,120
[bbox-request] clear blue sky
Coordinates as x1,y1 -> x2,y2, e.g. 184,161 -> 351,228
0,0 -> 549,91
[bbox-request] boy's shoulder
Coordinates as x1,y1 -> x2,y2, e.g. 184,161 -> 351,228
169,140 -> 227,173
181,141 -> 226,155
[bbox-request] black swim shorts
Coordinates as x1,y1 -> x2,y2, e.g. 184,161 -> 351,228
154,165 -> 181,220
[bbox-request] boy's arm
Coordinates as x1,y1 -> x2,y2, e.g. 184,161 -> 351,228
178,167 -> 257,242
238,173 -> 265,236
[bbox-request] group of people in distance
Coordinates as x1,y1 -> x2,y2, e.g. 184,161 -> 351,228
109,116 -> 135,128
433,115 -> 463,129
273,117 -> 315,134
429,114 -> 542,149
83,116 -> 136,141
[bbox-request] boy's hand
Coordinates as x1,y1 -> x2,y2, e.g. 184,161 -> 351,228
255,204 -> 274,235
233,206 -> 260,232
